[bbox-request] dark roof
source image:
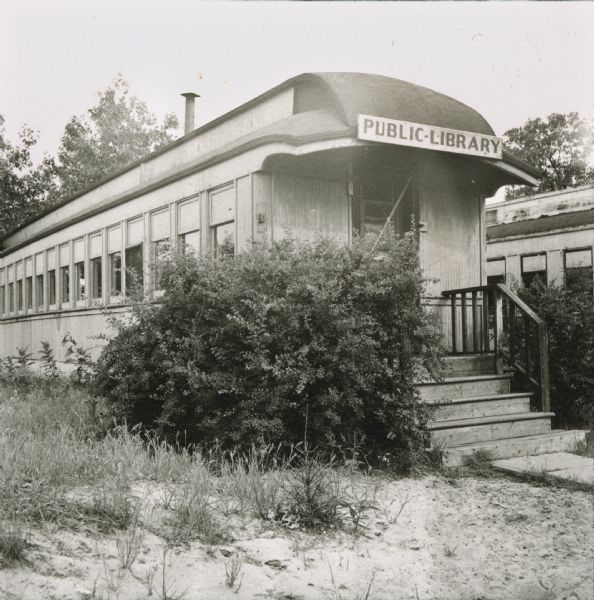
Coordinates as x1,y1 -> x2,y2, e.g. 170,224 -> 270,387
311,72 -> 495,135
487,208 -> 594,240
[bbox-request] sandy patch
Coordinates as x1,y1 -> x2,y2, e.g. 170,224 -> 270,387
1,475 -> 592,600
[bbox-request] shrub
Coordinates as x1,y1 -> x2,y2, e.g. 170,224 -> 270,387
94,233 -> 443,465
518,277 -> 594,429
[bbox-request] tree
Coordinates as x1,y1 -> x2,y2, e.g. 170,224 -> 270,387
0,115 -> 57,238
54,75 -> 179,200
504,112 -> 594,200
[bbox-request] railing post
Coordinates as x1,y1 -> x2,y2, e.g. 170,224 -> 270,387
494,288 -> 504,374
508,299 -> 516,365
451,293 -> 457,354
539,322 -> 551,412
524,315 -> 532,379
482,290 -> 489,353
461,292 -> 468,353
472,291 -> 479,353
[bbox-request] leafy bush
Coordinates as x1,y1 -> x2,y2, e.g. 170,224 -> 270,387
94,233 -> 443,465
519,277 -> 594,429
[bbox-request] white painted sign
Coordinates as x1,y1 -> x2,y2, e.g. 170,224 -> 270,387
357,114 -> 503,160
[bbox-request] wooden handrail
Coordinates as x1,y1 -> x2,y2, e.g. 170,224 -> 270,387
495,283 -> 543,324
442,283 -> 551,413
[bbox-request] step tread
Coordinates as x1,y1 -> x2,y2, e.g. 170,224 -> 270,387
443,429 -> 583,449
445,354 -> 495,359
437,430 -> 589,467
427,392 -> 533,406
428,411 -> 555,430
417,374 -> 512,386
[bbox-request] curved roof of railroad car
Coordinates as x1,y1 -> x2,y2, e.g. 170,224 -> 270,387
1,72 -> 538,245
304,72 -> 496,135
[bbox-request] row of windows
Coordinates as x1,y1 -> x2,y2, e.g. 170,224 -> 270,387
0,183 -> 237,318
487,247 -> 594,292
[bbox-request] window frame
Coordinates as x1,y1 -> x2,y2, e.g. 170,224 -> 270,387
209,183 -> 236,258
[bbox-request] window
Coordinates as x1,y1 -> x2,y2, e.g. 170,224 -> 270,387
486,258 -> 506,287
75,261 -> 85,301
109,252 -> 122,297
91,258 -> 102,299
125,245 -> 143,294
60,266 -> 70,304
36,274 -> 44,308
89,233 -> 102,301
47,249 -> 56,306
151,209 -> 170,292
25,277 -> 33,309
48,270 -> 56,305
73,238 -> 85,302
17,279 -> 23,310
180,230 -> 200,255
59,244 -> 70,306
126,218 -> 144,296
24,258 -> 33,310
210,185 -> 235,257
8,282 -> 14,312
178,198 -> 200,254
35,253 -> 44,310
108,226 -> 122,299
521,253 -> 547,288
565,248 -> 593,294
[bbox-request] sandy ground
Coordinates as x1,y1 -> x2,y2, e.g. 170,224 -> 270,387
0,474 -> 592,600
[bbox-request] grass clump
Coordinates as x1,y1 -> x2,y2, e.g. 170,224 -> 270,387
0,519 -> 28,568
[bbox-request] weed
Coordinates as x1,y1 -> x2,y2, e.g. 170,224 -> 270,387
39,341 -> 60,378
376,494 -> 410,528
15,347 -> 34,369
0,519 -> 28,567
282,446 -> 342,531
338,478 -> 379,535
224,549 -> 245,591
156,544 -> 188,600
327,562 -> 376,600
463,449 -> 493,468
218,445 -> 286,520
167,472 -> 225,545
115,507 -> 145,571
76,486 -> 133,533
443,544 -> 458,558
571,433 -> 594,458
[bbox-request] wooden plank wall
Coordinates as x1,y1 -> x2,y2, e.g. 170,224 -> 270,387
418,161 -> 482,298
272,174 -> 350,244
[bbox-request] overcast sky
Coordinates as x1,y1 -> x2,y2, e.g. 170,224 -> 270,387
1,0 -> 593,167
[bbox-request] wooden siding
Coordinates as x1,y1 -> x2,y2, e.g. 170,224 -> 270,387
418,159 -> 482,297
236,175 -> 253,252
272,174 -> 350,243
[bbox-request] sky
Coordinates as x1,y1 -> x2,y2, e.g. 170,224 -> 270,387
1,0 -> 593,170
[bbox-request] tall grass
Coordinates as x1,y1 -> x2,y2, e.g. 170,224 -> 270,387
0,377 -> 383,555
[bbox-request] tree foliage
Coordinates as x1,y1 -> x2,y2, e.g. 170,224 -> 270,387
0,115 -> 57,238
94,234 -> 443,467
504,112 -> 594,199
518,276 -> 594,429
54,75 -> 179,199
0,76 -> 179,239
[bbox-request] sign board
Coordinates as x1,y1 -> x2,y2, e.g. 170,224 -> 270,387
357,114 -> 503,160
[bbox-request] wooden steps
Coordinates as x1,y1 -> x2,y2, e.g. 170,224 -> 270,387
441,431 -> 588,467
428,412 -> 555,446
419,354 -> 586,467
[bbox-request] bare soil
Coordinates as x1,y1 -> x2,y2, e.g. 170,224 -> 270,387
0,474 -> 592,600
